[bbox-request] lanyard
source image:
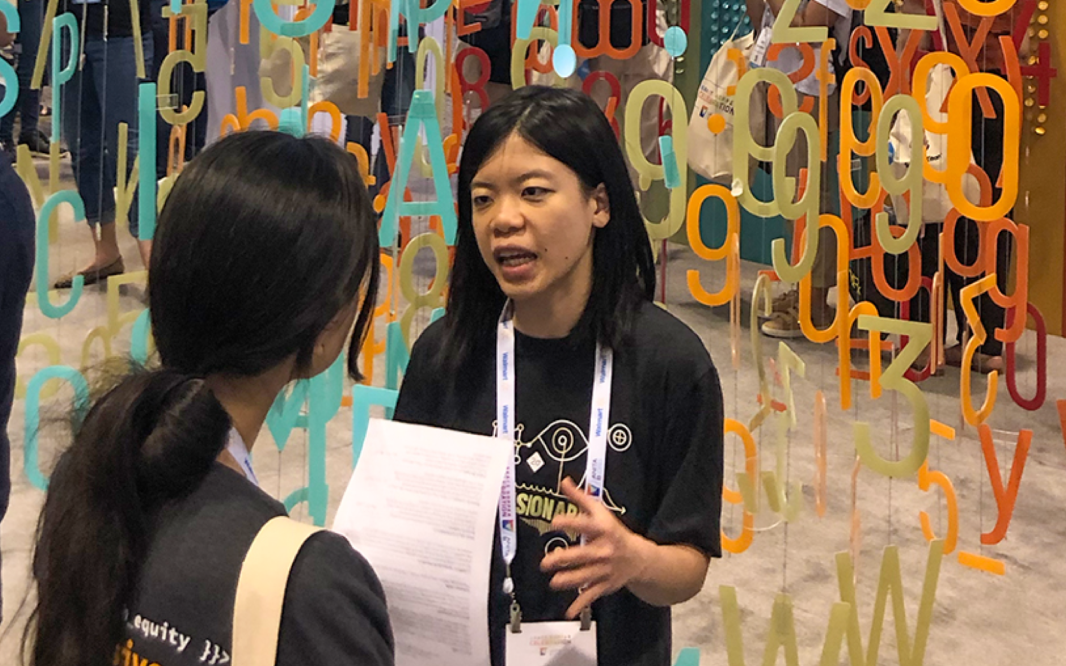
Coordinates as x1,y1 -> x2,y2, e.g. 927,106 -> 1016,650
226,427 -> 260,488
495,302 -> 614,596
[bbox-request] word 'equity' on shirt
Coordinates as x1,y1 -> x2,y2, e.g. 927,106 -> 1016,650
127,614 -> 192,653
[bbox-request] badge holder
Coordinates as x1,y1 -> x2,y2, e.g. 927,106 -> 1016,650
750,26 -> 772,69
506,575 -> 597,666
509,603 -> 593,634
509,599 -> 522,633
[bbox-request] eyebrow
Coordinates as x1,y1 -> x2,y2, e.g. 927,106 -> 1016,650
471,169 -> 557,190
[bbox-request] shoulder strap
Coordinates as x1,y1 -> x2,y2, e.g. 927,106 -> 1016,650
232,516 -> 323,666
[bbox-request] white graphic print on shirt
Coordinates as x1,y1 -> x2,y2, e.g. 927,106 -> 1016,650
495,418 -> 631,552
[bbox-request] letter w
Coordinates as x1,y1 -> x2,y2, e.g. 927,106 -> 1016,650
719,587 -> 849,666
836,540 -> 945,666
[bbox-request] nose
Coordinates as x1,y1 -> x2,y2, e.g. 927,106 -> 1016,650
490,194 -> 524,236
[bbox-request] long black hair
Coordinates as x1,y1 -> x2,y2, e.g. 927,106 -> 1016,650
442,86 -> 656,370
23,131 -> 380,666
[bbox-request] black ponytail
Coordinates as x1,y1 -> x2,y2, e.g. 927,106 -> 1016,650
22,131 -> 381,666
26,369 -> 230,666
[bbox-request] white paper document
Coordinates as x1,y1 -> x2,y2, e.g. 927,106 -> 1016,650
333,419 -> 510,666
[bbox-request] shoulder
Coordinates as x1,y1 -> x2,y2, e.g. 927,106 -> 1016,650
287,531 -> 388,604
277,531 -> 395,664
131,466 -> 292,648
0,151 -> 33,222
409,317 -> 447,362
623,301 -> 715,379
173,463 -> 289,526
395,318 -> 447,423
400,319 -> 447,396
145,465 -> 292,575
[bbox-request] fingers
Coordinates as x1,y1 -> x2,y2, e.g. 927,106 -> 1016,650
565,581 -> 611,620
550,512 -> 603,537
553,478 -> 610,536
559,477 -> 599,513
549,562 -> 611,592
541,542 -> 601,573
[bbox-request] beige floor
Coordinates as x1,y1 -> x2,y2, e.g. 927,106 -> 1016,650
2,159 -> 1065,665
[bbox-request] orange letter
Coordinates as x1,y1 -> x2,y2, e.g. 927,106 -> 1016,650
722,419 -> 757,554
979,424 -> 1031,545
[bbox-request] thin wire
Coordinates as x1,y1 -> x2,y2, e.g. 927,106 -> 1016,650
302,420 -> 309,522
729,324 -> 738,557
783,411 -> 791,595
978,423 -> 985,554
95,7 -> 110,248
889,379 -> 897,544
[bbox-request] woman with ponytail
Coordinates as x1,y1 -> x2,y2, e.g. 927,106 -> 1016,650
23,131 -> 393,666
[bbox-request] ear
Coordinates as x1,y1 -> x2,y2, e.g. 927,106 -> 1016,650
589,184 -> 610,229
308,320 -> 337,368
299,301 -> 358,379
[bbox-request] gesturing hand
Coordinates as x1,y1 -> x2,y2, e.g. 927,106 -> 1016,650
539,477 -> 652,619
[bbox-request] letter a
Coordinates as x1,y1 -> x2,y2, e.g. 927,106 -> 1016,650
380,90 -> 457,247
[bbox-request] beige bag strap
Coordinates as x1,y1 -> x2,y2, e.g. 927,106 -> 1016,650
232,516 -> 323,666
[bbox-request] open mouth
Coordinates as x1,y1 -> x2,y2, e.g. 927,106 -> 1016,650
494,249 -> 537,268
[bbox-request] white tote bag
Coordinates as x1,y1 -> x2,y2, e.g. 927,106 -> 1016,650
687,26 -> 757,181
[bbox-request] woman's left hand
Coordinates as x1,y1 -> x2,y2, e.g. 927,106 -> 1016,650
540,477 -> 652,619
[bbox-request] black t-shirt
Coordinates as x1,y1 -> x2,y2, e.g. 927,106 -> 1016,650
394,301 -> 724,666
121,464 -> 394,666
62,0 -> 153,40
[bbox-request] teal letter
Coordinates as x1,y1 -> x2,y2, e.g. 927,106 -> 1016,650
253,0 -> 334,37
265,381 -> 310,451
0,2 -> 19,117
660,135 -> 681,189
385,321 -> 410,390
351,386 -> 398,469
379,90 -> 457,246
138,82 -> 158,239
51,13 -> 78,149
304,355 -> 345,524
37,191 -> 85,318
131,309 -> 152,363
514,0 -> 539,40
277,65 -> 311,136
389,0 -> 450,58
24,366 -> 90,490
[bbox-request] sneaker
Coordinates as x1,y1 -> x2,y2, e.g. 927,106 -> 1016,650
772,288 -> 800,313
761,300 -> 835,339
761,309 -> 805,339
758,288 -> 799,320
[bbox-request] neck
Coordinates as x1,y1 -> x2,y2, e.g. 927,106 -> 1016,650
205,364 -> 293,473
511,254 -> 593,339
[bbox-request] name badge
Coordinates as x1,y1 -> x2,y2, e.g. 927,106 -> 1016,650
506,621 -> 597,666
750,28 -> 772,68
